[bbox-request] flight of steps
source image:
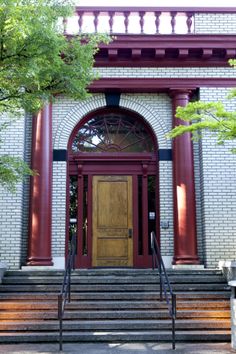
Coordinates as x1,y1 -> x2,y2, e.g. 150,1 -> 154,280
0,269 -> 231,343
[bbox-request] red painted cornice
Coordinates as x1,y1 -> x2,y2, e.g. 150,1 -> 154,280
77,7 -> 236,13
89,78 -> 236,93
94,35 -> 236,67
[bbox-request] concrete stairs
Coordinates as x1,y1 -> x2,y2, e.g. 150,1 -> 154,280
0,269 -> 231,343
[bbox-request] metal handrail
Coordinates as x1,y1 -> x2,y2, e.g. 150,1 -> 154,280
150,231 -> 176,350
58,231 -> 76,351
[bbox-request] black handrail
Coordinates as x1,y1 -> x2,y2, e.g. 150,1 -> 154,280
58,231 -> 76,351
150,231 -> 176,350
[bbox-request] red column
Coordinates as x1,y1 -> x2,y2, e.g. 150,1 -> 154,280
171,90 -> 199,265
27,104 -> 53,266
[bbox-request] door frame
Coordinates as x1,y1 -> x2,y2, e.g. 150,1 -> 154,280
67,153 -> 159,268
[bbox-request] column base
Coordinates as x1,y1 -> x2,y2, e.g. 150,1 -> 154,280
173,255 -> 200,265
26,257 -> 53,266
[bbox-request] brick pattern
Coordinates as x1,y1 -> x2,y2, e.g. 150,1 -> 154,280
0,113 -> 26,269
159,161 -> 174,256
199,87 -> 236,268
21,115 -> 32,265
52,161 -> 67,257
193,140 -> 204,263
53,94 -> 106,149
96,67 -> 236,78
195,13 -> 236,34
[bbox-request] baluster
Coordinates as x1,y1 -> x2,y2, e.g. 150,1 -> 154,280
154,11 -> 161,34
108,11 -> 115,34
94,11 -> 100,33
77,11 -> 84,33
139,11 -> 145,34
63,17 -> 68,35
124,11 -> 130,34
186,12 -> 193,34
170,12 -> 177,34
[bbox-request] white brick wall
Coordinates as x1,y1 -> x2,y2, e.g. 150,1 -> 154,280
52,161 -> 67,258
195,13 -> 236,34
0,113 -> 26,269
96,67 -> 236,79
199,87 -> 236,268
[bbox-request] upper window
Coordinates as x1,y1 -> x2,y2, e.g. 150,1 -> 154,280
71,112 -> 154,153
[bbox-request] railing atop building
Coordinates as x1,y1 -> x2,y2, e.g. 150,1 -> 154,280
63,7 -> 236,36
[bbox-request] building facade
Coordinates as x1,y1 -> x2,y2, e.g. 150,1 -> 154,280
1,7 -> 236,270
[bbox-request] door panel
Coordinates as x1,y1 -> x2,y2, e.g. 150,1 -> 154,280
92,175 -> 133,267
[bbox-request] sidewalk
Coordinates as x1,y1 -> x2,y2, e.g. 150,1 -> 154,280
0,342 -> 234,354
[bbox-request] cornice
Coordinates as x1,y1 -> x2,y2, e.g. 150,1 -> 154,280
94,35 -> 236,67
89,78 -> 236,93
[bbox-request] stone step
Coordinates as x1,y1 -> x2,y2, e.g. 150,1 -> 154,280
0,269 -> 230,344
0,319 -> 231,331
0,291 -> 230,301
0,299 -> 230,311
0,330 -> 231,343
0,283 -> 230,292
2,275 -> 226,285
5,269 -> 223,277
0,309 -> 230,321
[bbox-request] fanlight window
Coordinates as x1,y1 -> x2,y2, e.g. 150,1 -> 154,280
71,113 -> 154,153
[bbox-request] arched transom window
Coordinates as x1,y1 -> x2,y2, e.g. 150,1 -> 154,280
71,112 -> 154,153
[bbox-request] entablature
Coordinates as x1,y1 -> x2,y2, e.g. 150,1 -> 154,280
94,34 -> 236,67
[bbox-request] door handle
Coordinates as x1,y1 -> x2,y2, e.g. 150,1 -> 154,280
128,229 -> 133,238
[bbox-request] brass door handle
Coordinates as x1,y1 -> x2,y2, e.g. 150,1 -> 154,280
128,229 -> 133,238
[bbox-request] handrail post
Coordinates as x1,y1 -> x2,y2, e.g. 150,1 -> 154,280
150,231 -> 177,350
172,293 -> 176,350
58,294 -> 63,351
68,264 -> 71,303
58,228 -> 76,351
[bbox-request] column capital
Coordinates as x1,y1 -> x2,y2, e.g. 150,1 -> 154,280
169,88 -> 193,99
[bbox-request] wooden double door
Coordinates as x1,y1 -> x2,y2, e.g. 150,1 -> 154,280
92,175 -> 133,267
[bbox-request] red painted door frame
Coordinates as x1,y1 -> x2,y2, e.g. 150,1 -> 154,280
67,154 -> 159,268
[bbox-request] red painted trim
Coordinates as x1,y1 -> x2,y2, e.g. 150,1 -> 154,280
65,161 -> 70,261
95,61 -> 233,68
98,34 -> 236,49
92,34 -> 236,67
67,108 -> 160,269
69,163 -> 156,176
142,175 -> 149,263
70,153 -> 156,162
87,175 -> 93,267
133,175 -> 139,267
89,78 -> 236,93
77,7 -> 236,13
77,174 -> 84,268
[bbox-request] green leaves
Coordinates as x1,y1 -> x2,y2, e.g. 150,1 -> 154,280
0,154 -> 36,193
0,0 -> 110,114
168,83 -> 236,153
0,1 -> 110,191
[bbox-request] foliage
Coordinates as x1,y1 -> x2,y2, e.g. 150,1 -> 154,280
0,154 -> 35,192
0,0 -> 110,191
0,0 -> 109,115
168,61 -> 236,153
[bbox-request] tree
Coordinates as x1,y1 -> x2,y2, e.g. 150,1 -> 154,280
168,60 -> 236,153
0,0 -> 109,191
